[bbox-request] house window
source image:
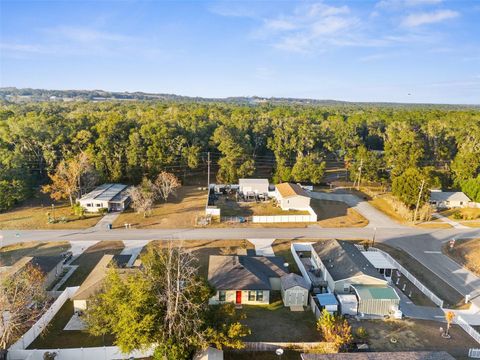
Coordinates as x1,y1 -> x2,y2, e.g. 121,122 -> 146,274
385,269 -> 392,277
256,291 -> 264,301
87,203 -> 92,207
248,291 -> 256,301
96,203 -> 101,207
218,291 -> 226,302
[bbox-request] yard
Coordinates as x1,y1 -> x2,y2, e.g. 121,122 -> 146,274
241,294 -> 320,342
217,196 -> 309,217
440,208 -> 480,228
310,199 -> 368,227
113,186 -> 207,229
0,241 -> 70,266
349,318 -> 478,359
28,300 -> 115,349
0,193 -> 102,230
443,238 -> 480,277
58,241 -> 125,290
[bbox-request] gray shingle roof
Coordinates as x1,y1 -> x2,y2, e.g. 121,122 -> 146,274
301,352 -> 455,360
312,240 -> 384,282
430,191 -> 470,202
208,255 -> 288,290
30,255 -> 64,274
281,273 -> 309,290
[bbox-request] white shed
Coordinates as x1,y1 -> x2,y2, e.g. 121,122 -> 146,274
239,178 -> 269,195
281,273 -> 310,307
275,183 -> 311,211
337,294 -> 358,316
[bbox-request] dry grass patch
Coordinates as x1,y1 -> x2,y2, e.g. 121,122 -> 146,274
416,222 -> 452,229
0,241 -> 70,266
217,196 -> 309,217
443,238 -> 480,277
311,199 -> 368,227
113,186 -> 207,229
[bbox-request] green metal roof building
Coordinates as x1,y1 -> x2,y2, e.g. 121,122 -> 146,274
352,285 -> 400,317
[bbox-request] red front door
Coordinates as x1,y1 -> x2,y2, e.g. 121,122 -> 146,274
236,291 -> 242,304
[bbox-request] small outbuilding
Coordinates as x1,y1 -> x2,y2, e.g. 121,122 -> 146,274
239,178 -> 269,195
429,190 -> 471,209
352,285 -> 400,317
336,294 -> 358,316
316,293 -> 339,314
275,183 -> 311,211
281,273 -> 310,307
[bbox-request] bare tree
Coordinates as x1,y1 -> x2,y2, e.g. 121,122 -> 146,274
0,264 -> 49,350
154,171 -> 181,202
128,178 -> 155,217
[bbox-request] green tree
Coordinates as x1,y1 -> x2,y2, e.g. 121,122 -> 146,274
291,153 -> 326,184
316,309 -> 353,351
392,167 -> 439,208
461,176 -> 480,202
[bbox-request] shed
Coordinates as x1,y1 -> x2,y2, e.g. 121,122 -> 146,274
352,285 -> 400,316
275,183 -> 311,210
316,293 -> 339,314
336,294 -> 358,316
239,179 -> 269,195
281,273 -> 309,307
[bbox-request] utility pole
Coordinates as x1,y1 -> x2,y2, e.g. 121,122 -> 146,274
413,179 -> 426,223
207,152 -> 211,189
356,159 -> 363,191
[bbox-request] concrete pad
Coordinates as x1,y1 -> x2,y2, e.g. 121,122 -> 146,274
69,240 -> 99,257
64,314 -> 87,331
248,238 -> 275,256
431,213 -> 469,229
121,240 -> 151,266
290,306 -> 305,312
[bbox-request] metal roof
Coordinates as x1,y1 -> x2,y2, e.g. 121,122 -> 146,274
239,178 -> 269,185
352,285 -> 400,301
430,191 -> 470,202
80,183 -> 129,202
361,251 -> 396,270
316,293 -> 339,306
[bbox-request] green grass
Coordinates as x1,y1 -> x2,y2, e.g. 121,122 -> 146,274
28,300 -> 115,349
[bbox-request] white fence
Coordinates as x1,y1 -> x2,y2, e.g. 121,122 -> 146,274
252,207 -> 317,223
7,347 -> 154,360
364,247 -> 444,308
205,206 -> 220,216
9,286 -> 79,351
243,342 -> 326,351
457,316 -> 480,345
290,242 -> 314,287
469,348 -> 480,358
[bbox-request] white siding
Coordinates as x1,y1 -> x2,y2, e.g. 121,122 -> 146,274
282,286 -> 309,307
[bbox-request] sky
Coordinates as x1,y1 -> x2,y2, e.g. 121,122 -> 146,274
1,0 -> 479,104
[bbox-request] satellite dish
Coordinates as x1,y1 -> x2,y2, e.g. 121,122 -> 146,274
276,348 -> 284,356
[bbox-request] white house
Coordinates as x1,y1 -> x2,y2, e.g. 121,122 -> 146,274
239,178 -> 269,195
281,273 -> 310,307
275,183 -> 311,211
78,183 -> 131,212
429,190 -> 471,209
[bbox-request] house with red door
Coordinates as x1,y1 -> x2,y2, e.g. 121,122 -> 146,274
208,255 -> 288,305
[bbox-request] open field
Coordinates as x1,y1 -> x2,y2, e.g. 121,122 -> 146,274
0,241 -> 70,266
0,193 -> 102,230
442,238 -> 480,277
217,197 -> 309,217
373,243 -> 466,309
241,294 -> 320,342
58,241 -> 124,290
310,199 -> 368,227
349,318 -> 477,359
28,300 -> 115,349
113,186 -> 207,229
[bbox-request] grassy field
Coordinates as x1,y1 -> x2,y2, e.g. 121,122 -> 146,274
241,294 -> 320,342
310,199 -> 368,227
373,243 -> 466,309
350,318 -> 477,358
217,197 -> 309,217
58,241 -> 124,290
28,300 -> 115,349
443,238 -> 480,277
113,186 -> 207,229
0,241 -> 70,266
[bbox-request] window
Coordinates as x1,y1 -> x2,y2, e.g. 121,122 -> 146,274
218,291 -> 226,302
256,291 -> 264,301
248,291 -> 256,301
96,203 -> 101,207
343,283 -> 350,292
86,203 -> 92,207
385,269 -> 392,277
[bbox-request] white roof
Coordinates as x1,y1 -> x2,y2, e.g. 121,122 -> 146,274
239,178 -> 269,185
361,251 -> 396,270
336,294 -> 358,303
430,191 -> 470,202
80,183 -> 129,202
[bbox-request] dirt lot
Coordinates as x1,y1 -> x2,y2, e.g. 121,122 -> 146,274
217,196 -> 309,217
58,241 -> 124,290
241,294 -> 320,342
0,193 -> 102,230
350,318 -> 477,358
113,186 -> 207,229
311,199 -> 368,227
443,238 -> 480,277
0,241 -> 70,266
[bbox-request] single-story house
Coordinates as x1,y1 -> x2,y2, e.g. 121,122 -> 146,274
5,255 -> 64,289
275,183 -> 311,211
429,190 -> 471,209
281,273 -> 310,307
300,351 -> 455,360
208,255 -> 288,305
309,239 -> 400,316
72,254 -> 137,312
239,178 -> 269,195
78,183 -> 131,212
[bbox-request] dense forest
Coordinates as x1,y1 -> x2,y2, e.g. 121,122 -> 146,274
0,98 -> 479,212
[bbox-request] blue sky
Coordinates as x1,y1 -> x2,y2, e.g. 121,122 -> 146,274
1,0 -> 479,104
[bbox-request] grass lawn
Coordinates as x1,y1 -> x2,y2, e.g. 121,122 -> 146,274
0,241 -> 70,266
217,197 -> 309,217
113,186 -> 207,229
349,318 -> 477,358
225,351 -> 301,360
310,199 -> 368,228
440,208 -> 480,228
0,193 -> 102,230
373,243 -> 466,309
28,300 -> 115,349
148,239 -> 255,278
443,238 -> 480,277
58,241 -> 124,290
241,294 -> 320,342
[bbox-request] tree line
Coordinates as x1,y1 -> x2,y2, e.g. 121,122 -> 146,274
0,100 -> 479,211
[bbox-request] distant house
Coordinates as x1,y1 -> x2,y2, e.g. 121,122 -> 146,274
275,183 -> 311,211
4,255 -> 64,289
310,239 -> 399,316
281,273 -> 310,307
208,255 -> 288,305
300,351 -> 455,360
238,178 -> 269,195
429,190 -> 471,209
78,183 -> 131,212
